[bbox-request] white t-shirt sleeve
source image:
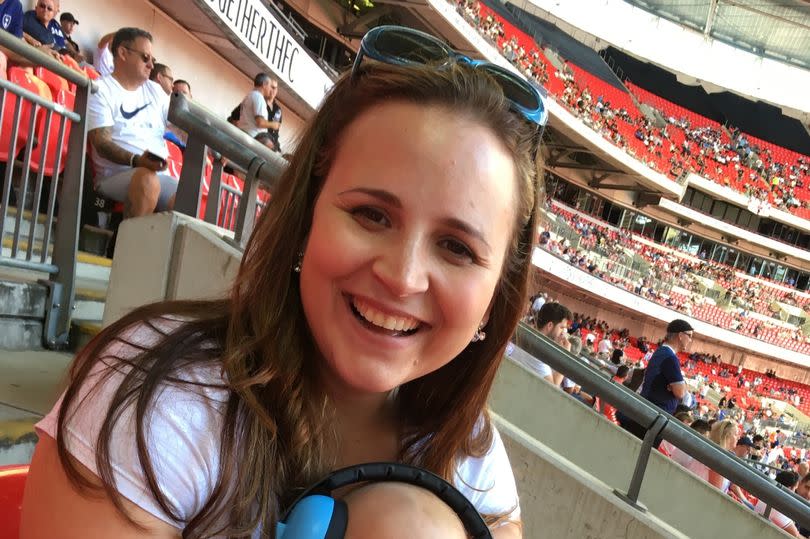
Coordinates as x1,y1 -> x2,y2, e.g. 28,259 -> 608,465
35,323 -> 227,528
249,91 -> 267,120
454,424 -> 521,522
87,79 -> 114,131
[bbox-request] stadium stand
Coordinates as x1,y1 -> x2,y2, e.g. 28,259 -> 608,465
451,0 -> 810,221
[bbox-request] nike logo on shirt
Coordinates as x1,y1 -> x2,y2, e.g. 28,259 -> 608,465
120,104 -> 150,120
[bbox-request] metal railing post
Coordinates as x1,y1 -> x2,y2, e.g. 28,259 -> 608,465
175,138 -> 207,217
233,159 -> 262,248
43,85 -> 90,349
614,415 -> 668,511
204,158 -> 225,225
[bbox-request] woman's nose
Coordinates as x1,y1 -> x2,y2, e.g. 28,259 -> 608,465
372,239 -> 429,298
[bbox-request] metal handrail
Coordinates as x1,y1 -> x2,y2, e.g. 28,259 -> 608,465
0,78 -> 82,122
168,92 -> 288,247
167,92 -> 286,189
514,321 -> 810,529
0,30 -> 96,91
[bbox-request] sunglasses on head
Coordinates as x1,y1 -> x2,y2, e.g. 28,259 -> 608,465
352,25 -> 548,130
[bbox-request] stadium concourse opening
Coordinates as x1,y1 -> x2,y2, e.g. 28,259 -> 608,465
2,0 -> 810,537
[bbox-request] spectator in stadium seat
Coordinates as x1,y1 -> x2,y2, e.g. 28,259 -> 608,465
87,27 -> 176,218
532,302 -> 573,385
58,12 -> 82,62
597,333 -> 612,359
0,0 -> 60,64
756,471 -> 802,537
22,0 -> 66,52
149,62 -> 173,95
172,78 -> 191,98
21,59 -> 537,538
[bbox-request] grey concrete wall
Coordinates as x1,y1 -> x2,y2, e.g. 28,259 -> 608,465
490,356 -> 787,539
494,415 -> 686,539
103,212 -> 240,326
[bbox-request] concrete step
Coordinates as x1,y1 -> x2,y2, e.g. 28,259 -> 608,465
2,208 -> 49,244
71,319 -> 101,352
0,318 -> 43,349
0,279 -> 47,318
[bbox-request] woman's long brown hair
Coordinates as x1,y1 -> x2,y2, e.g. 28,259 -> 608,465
56,62 -> 541,538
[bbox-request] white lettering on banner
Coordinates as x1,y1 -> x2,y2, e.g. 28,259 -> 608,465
199,0 -> 333,109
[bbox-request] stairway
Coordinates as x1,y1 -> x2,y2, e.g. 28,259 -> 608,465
1,207 -> 109,351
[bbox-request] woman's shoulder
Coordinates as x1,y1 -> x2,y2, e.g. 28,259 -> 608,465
36,317 -> 232,526
454,421 -> 520,520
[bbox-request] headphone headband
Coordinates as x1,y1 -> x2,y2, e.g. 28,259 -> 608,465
282,462 -> 492,539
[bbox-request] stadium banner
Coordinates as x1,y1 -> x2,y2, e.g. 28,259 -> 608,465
197,0 -> 333,109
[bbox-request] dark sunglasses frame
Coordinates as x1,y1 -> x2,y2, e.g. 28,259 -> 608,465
124,46 -> 154,64
352,25 -> 548,130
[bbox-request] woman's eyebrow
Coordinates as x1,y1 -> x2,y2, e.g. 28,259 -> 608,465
338,187 -> 401,208
440,217 -> 490,250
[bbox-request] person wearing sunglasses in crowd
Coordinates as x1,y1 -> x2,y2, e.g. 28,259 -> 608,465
21,0 -> 65,60
20,25 -> 547,538
83,27 -> 178,222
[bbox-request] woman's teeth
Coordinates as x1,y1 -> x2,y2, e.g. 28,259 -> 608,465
352,297 -> 420,332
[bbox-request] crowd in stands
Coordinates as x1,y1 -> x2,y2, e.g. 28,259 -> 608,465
1,9 -> 279,243
538,199 -> 810,355
450,0 -> 810,222
522,299 -> 810,536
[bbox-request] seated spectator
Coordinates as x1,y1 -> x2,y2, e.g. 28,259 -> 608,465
58,12 -> 82,62
149,62 -> 173,95
755,471 -> 801,537
87,27 -> 176,218
22,0 -> 66,55
0,0 -> 60,65
531,301 -> 573,385
601,364 -> 629,424
172,78 -> 191,98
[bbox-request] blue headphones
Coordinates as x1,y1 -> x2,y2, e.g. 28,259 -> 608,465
276,462 -> 493,539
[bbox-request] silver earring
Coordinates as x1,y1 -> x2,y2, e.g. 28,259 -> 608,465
293,251 -> 303,273
472,323 -> 487,343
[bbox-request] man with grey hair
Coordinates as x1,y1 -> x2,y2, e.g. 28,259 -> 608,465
237,72 -> 280,138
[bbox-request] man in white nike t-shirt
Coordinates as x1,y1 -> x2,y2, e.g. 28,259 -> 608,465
87,27 -> 177,218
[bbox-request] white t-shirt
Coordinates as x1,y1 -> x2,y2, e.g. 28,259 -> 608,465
597,338 -> 612,355
95,45 -> 114,77
87,76 -> 170,180
237,89 -> 268,138
36,323 -> 520,536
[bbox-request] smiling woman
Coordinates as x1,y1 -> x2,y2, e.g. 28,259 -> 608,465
20,37 -> 542,539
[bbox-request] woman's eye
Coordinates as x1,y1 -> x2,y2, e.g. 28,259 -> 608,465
440,238 -> 475,262
352,207 -> 389,227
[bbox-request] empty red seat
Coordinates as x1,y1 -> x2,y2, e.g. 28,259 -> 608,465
0,68 -> 39,163
29,89 -> 75,176
0,465 -> 28,539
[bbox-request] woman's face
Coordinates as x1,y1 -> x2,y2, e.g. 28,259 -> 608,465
300,101 -> 518,396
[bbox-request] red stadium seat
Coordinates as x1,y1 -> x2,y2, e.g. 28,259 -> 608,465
0,68 -> 40,163
29,89 -> 75,176
84,65 -> 100,80
0,465 -> 28,539
33,68 -> 69,99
